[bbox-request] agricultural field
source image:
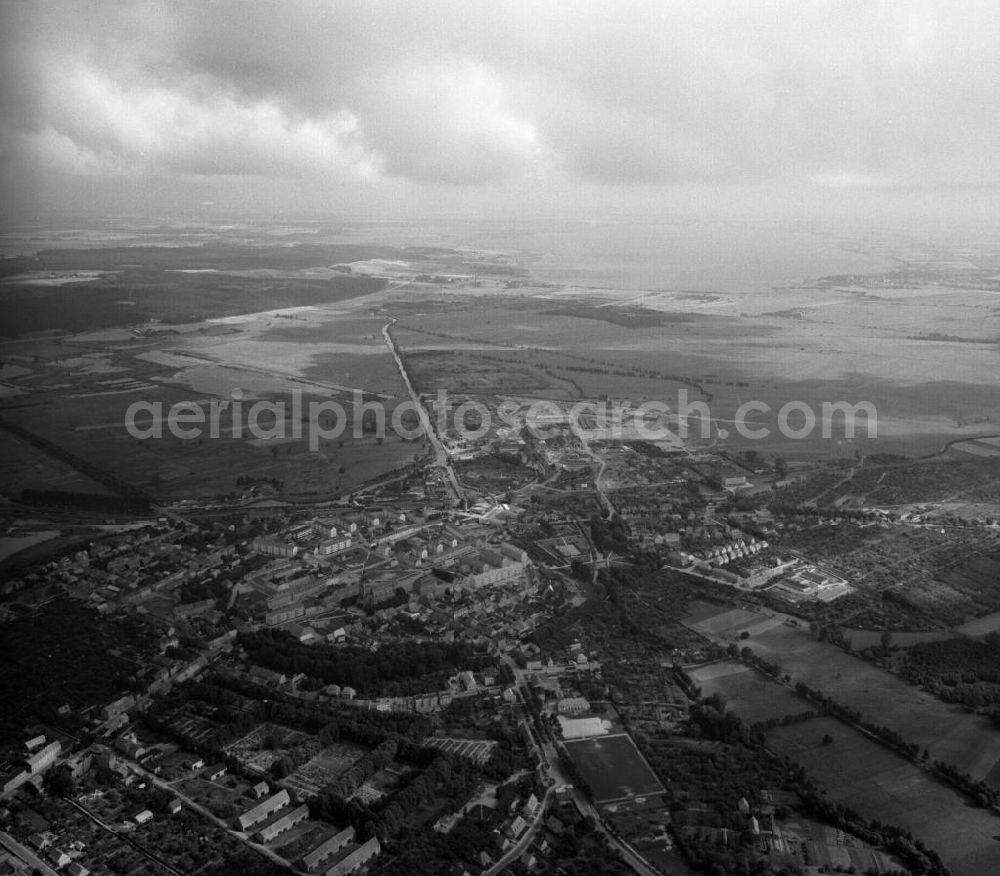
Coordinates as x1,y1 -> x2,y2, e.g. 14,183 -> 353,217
690,604 -> 1000,786
1,364 -> 420,502
378,284 -> 1000,457
563,733 -> 665,804
392,314 -> 708,407
0,288 -> 428,505
683,601 -> 785,638
1,245 -> 389,337
0,429 -> 114,497
741,618 -> 1000,785
842,628 -> 956,650
955,609 -> 1000,637
688,662 -> 808,725
767,716 -> 1000,876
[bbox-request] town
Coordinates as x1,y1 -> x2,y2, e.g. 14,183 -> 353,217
5,383 -> 1000,876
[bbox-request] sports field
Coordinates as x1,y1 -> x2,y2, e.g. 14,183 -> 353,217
563,733 -> 664,803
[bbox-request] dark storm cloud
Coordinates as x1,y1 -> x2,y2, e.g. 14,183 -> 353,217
2,0 -> 1000,215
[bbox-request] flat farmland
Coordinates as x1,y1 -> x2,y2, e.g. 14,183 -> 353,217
683,601 -> 785,638
956,609 -> 1000,637
842,628 -> 956,650
0,430 -> 114,497
0,307 -> 422,504
399,346 -> 579,399
697,606 -> 1000,786
767,716 -> 1000,876
564,733 -> 665,804
688,661 -> 808,725
4,377 -> 419,502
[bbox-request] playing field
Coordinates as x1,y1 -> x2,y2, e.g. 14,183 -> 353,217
563,733 -> 664,803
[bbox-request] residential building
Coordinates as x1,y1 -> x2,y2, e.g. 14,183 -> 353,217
251,536 -> 299,558
205,764 -> 226,781
256,804 -> 308,842
324,838 -> 381,876
26,741 -> 61,773
236,789 -> 290,831
300,826 -> 355,871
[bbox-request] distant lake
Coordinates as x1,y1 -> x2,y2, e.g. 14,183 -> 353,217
482,218 -> 893,293
5,215 -> 896,295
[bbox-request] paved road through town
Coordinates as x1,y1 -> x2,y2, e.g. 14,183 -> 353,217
496,655 -> 661,876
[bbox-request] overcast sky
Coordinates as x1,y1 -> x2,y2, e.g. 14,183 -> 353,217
2,0 -> 999,224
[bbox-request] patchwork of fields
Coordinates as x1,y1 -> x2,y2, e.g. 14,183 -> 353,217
687,605 -> 1000,786
767,717 -> 1000,876
686,602 -> 1000,874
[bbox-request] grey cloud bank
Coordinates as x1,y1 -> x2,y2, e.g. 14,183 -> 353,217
2,0 -> 1000,221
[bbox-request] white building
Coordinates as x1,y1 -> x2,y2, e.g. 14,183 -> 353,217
557,716 -> 607,739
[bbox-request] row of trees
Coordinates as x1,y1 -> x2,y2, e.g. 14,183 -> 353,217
329,738 -> 397,797
238,629 -> 492,695
792,680 -> 1000,809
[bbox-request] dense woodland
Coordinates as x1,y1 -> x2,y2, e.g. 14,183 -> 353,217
899,635 -> 1000,710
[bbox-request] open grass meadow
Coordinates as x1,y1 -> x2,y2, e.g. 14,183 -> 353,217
767,716 -> 1000,876
688,661 -> 810,726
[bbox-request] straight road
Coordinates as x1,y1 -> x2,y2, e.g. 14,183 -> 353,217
382,318 -> 464,502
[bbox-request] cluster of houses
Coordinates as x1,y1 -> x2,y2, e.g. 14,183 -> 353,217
250,510 -> 416,561
678,536 -> 770,570
231,792 -> 380,876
